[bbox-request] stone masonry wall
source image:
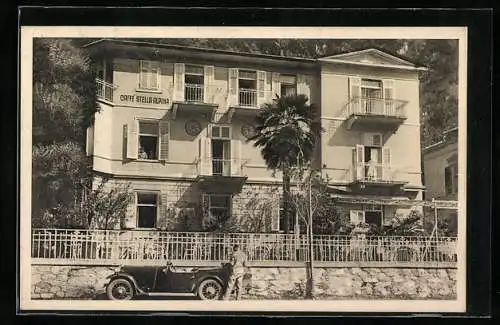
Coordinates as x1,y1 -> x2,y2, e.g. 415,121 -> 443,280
31,265 -> 456,300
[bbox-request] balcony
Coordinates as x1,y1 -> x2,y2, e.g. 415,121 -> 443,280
345,97 -> 408,131
350,163 -> 408,194
185,83 -> 204,103
196,157 -> 247,194
239,88 -> 258,107
31,228 -> 457,267
96,78 -> 117,103
171,84 -> 218,120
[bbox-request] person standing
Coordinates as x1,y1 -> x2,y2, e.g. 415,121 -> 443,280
223,244 -> 248,300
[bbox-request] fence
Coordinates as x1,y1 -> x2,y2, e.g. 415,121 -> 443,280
31,229 -> 457,265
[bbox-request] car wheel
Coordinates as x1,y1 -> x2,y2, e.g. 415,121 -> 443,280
106,278 -> 135,300
197,279 -> 222,300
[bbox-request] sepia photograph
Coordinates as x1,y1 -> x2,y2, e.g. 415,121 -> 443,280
20,26 -> 468,313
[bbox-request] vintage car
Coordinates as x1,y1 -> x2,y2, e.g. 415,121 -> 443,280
105,262 -> 252,300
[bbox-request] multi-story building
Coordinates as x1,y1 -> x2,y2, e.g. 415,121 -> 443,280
422,127 -> 459,201
84,39 -> 427,233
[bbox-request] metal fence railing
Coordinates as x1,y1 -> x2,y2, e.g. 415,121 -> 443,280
96,78 -> 115,102
347,97 -> 407,118
185,83 -> 204,103
31,229 -> 457,265
239,88 -> 257,107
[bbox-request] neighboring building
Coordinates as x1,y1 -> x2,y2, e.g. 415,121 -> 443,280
422,127 -> 459,201
84,39 -> 427,233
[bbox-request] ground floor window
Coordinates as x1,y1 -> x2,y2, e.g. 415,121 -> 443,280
137,192 -> 158,228
208,194 -> 231,224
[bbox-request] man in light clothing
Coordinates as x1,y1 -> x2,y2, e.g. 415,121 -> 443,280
223,244 -> 248,300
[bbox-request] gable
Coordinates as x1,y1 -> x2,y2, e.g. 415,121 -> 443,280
319,49 -> 419,68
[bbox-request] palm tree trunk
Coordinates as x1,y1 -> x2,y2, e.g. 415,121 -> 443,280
282,168 -> 291,233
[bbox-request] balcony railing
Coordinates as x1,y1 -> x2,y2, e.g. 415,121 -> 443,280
239,88 -> 257,107
352,163 -> 402,183
197,157 -> 243,177
347,97 -> 407,118
31,229 -> 457,265
185,83 -> 204,103
96,78 -> 116,102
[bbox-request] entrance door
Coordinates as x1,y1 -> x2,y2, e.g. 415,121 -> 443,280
365,211 -> 382,228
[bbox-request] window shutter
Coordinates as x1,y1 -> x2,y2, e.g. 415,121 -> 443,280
271,72 -> 280,99
126,120 -> 139,159
139,61 -> 149,89
230,139 -> 241,176
383,206 -> 395,226
173,63 -> 185,101
355,144 -> 365,180
349,76 -> 362,114
257,70 -> 266,107
383,79 -> 395,115
228,68 -> 238,106
86,124 -> 94,156
297,74 -> 310,104
122,193 -> 137,229
159,119 -> 169,161
157,192 -> 169,231
150,64 -> 159,90
204,65 -> 214,103
199,137 -> 212,175
382,147 -> 391,180
350,210 -> 359,224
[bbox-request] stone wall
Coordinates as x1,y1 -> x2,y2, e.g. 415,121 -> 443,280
31,264 -> 456,300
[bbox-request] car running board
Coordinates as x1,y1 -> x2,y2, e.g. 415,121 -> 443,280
144,292 -> 197,297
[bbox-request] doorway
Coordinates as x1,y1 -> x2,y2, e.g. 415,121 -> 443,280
212,139 -> 230,176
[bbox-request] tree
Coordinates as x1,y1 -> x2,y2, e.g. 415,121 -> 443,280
32,38 -> 101,227
248,94 -> 323,234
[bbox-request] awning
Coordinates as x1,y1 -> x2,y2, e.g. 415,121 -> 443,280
171,101 -> 218,120
330,193 -> 458,209
196,175 -> 248,194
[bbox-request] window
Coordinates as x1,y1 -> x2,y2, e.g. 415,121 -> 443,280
211,125 -> 231,139
139,60 -> 160,90
363,205 -> 383,227
185,65 -> 204,102
137,192 -> 158,228
209,194 -> 231,224
444,163 -> 458,195
138,121 -> 159,160
280,74 -> 297,97
278,201 -> 297,233
238,70 -> 257,106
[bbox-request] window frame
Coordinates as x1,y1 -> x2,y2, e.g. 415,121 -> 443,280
208,194 -> 232,223
138,120 -> 160,161
138,60 -> 161,91
136,191 -> 159,229
444,162 -> 458,196
210,124 -> 232,140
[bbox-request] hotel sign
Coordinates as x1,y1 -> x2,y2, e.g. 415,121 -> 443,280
119,94 -> 170,105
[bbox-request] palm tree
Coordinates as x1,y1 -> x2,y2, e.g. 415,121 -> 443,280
248,94 -> 323,233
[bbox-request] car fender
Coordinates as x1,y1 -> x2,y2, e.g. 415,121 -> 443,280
106,272 -> 146,295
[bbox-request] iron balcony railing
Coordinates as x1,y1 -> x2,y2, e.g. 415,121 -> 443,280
351,163 -> 404,183
197,157 -> 244,177
96,78 -> 116,102
347,96 -> 408,118
31,229 -> 457,265
184,83 -> 204,103
239,88 -> 258,107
